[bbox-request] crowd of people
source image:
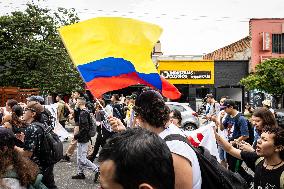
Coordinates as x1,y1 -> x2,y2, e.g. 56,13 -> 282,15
0,89 -> 283,189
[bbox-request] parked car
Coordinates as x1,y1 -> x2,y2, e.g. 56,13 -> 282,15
166,102 -> 200,131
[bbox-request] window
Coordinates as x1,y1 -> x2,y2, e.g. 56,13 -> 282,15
272,34 -> 284,53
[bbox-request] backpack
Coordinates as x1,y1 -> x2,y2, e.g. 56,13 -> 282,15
4,171 -> 48,189
164,134 -> 247,189
88,112 -> 97,137
234,113 -> 254,145
63,104 -> 70,118
33,122 -> 63,165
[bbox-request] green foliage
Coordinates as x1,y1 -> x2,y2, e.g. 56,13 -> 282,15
0,3 -> 84,94
240,58 -> 284,96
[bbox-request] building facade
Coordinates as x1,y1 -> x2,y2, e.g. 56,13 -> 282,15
204,18 -> 284,108
250,18 -> 284,70
157,60 -> 248,111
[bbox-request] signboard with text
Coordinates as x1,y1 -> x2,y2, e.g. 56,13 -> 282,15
158,60 -> 214,84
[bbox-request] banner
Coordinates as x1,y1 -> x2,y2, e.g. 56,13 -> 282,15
184,126 -> 219,161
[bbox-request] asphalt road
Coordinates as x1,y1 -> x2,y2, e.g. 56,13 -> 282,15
54,138 -> 100,189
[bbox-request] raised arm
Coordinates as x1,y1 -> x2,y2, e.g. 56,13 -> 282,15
214,131 -> 242,160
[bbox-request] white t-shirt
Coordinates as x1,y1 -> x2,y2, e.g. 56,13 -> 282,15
159,124 -> 202,189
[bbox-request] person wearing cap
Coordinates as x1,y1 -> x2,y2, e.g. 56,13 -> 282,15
262,99 -> 275,115
109,90 -> 202,189
14,101 -> 58,189
27,95 -> 54,128
27,96 -> 45,105
219,99 -> 250,181
0,127 -> 40,189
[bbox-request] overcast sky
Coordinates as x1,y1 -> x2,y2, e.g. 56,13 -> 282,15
1,0 -> 283,55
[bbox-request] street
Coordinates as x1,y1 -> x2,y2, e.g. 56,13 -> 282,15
54,137 -> 100,189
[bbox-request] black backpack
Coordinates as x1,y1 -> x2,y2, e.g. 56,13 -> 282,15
234,113 -> 254,145
63,104 -> 70,118
164,134 -> 247,189
33,122 -> 63,165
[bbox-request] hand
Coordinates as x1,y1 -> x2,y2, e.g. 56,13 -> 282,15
239,141 -> 254,152
220,111 -> 225,118
205,115 -> 212,120
108,116 -> 126,132
3,122 -> 12,129
16,132 -> 25,142
211,115 -> 218,122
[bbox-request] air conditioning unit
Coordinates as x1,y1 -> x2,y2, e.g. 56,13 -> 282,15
262,32 -> 271,51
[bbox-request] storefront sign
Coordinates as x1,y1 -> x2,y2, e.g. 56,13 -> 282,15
158,60 -> 214,84
160,70 -> 211,79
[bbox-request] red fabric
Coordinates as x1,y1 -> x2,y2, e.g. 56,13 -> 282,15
86,72 -> 181,100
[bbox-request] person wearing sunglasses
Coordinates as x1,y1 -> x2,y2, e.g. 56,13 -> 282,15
15,102 -> 58,189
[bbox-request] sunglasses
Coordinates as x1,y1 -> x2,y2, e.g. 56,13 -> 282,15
24,107 -> 36,112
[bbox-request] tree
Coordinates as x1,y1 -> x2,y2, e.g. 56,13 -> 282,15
240,58 -> 284,108
0,3 -> 84,95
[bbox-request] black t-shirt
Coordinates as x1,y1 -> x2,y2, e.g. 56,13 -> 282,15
241,151 -> 284,189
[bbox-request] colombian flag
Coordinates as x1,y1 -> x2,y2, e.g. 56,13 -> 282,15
59,17 -> 181,99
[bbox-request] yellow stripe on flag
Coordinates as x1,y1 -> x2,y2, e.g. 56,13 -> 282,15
59,17 -> 162,74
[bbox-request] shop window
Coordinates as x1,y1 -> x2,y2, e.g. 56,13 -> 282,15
272,34 -> 284,53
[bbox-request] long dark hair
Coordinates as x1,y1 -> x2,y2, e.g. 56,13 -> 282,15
11,105 -> 24,128
253,108 -> 277,131
0,148 -> 38,187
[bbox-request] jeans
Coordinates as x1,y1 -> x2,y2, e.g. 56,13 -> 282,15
218,146 -> 226,161
77,142 -> 98,174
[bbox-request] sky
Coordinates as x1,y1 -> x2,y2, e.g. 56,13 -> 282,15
1,0 -> 283,55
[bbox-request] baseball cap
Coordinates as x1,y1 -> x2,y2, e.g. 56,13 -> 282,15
26,101 -> 44,114
0,127 -> 16,149
220,99 -> 236,109
27,96 -> 44,104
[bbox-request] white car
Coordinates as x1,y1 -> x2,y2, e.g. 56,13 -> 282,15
166,102 -> 200,131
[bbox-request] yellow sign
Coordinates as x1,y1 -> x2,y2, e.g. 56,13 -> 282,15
158,60 -> 214,84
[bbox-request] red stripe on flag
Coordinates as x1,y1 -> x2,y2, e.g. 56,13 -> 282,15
188,136 -> 200,147
197,133 -> 204,142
